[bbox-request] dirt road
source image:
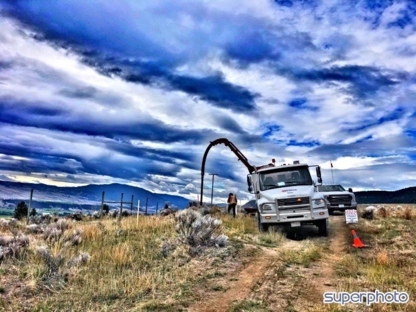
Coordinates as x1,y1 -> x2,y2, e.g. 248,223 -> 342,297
188,215 -> 349,312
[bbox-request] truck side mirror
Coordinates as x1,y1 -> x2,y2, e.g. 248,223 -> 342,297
247,175 -> 253,194
315,166 -> 322,184
348,188 -> 353,193
316,166 -> 322,179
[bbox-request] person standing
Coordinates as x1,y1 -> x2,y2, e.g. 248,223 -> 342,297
227,193 -> 237,218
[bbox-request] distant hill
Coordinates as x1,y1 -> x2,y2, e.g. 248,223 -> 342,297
0,181 -> 191,214
241,186 -> 416,208
354,186 -> 416,204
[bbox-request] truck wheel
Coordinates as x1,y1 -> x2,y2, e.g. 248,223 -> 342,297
318,219 -> 328,237
257,212 -> 269,232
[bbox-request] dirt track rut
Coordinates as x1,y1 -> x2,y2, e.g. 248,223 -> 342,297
188,216 -> 349,311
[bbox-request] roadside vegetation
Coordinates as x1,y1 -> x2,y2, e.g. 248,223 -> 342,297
0,204 -> 415,311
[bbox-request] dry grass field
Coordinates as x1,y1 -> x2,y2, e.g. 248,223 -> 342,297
0,204 -> 415,312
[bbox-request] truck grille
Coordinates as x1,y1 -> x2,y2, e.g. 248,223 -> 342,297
277,196 -> 310,209
326,195 -> 352,205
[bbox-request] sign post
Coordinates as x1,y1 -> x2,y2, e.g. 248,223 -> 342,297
345,209 -> 358,224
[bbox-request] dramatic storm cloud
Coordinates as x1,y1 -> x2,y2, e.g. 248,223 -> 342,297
1,0 -> 416,204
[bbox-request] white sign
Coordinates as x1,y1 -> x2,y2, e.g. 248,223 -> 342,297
345,209 -> 358,224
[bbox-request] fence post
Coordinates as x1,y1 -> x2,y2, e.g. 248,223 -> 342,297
118,193 -> 124,221
137,199 -> 140,225
130,195 -> 134,212
100,191 -> 105,216
145,198 -> 148,215
156,202 -> 159,215
26,189 -> 33,224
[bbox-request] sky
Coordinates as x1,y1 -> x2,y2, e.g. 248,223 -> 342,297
0,0 -> 416,204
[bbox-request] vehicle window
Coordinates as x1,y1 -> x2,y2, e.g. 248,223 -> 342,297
260,167 -> 312,190
318,185 -> 346,192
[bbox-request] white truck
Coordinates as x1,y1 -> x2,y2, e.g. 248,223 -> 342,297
247,161 -> 329,236
199,138 -> 329,236
316,184 -> 357,214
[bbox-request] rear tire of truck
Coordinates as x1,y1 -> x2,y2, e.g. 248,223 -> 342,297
257,212 -> 269,232
317,219 -> 328,237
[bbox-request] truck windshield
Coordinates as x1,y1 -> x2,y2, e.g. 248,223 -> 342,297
317,185 -> 346,192
259,166 -> 313,191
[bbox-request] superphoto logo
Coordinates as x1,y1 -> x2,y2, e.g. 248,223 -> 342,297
323,290 -> 409,306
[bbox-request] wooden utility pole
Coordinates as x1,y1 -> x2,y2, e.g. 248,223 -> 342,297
209,174 -> 218,207
118,193 -> 124,221
100,191 -> 105,216
145,198 -> 148,215
136,199 -> 141,225
26,189 -> 33,224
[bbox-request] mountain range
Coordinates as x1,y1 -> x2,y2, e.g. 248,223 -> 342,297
0,181 -> 191,215
1,181 -> 415,217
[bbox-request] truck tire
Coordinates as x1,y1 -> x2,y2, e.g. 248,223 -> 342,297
257,212 -> 269,232
317,219 -> 328,237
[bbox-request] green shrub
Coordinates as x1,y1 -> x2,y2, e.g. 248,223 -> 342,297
14,201 -> 28,220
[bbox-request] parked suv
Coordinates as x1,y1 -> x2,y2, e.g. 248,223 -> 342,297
317,185 -> 357,214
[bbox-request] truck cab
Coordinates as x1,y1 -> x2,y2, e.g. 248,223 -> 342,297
247,161 -> 329,236
317,184 -> 357,214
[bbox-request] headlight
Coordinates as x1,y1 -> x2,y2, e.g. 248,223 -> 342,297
312,198 -> 325,208
262,204 -> 272,211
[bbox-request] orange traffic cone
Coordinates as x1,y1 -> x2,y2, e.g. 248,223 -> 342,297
351,230 -> 367,248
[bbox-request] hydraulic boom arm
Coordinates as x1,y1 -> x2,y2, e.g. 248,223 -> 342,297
199,138 -> 255,205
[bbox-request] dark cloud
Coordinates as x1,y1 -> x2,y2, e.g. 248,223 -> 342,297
0,154 -> 79,175
58,86 -> 97,99
0,99 -> 67,119
288,97 -> 318,111
167,74 -> 258,112
308,134 -> 416,160
0,139 -> 188,181
0,61 -> 13,70
56,85 -> 131,108
354,135 -> 373,144
205,158 -> 243,182
2,2 -> 259,113
273,0 -> 319,9
65,174 -> 76,181
214,115 -> 245,134
0,1 -> 175,65
103,141 -> 199,172
224,30 -> 278,65
25,105 -> 65,117
345,107 -> 405,132
87,57 -> 259,113
0,99 -> 218,143
78,158 -> 182,181
282,65 -> 405,98
287,140 -> 320,147
274,0 -> 294,7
